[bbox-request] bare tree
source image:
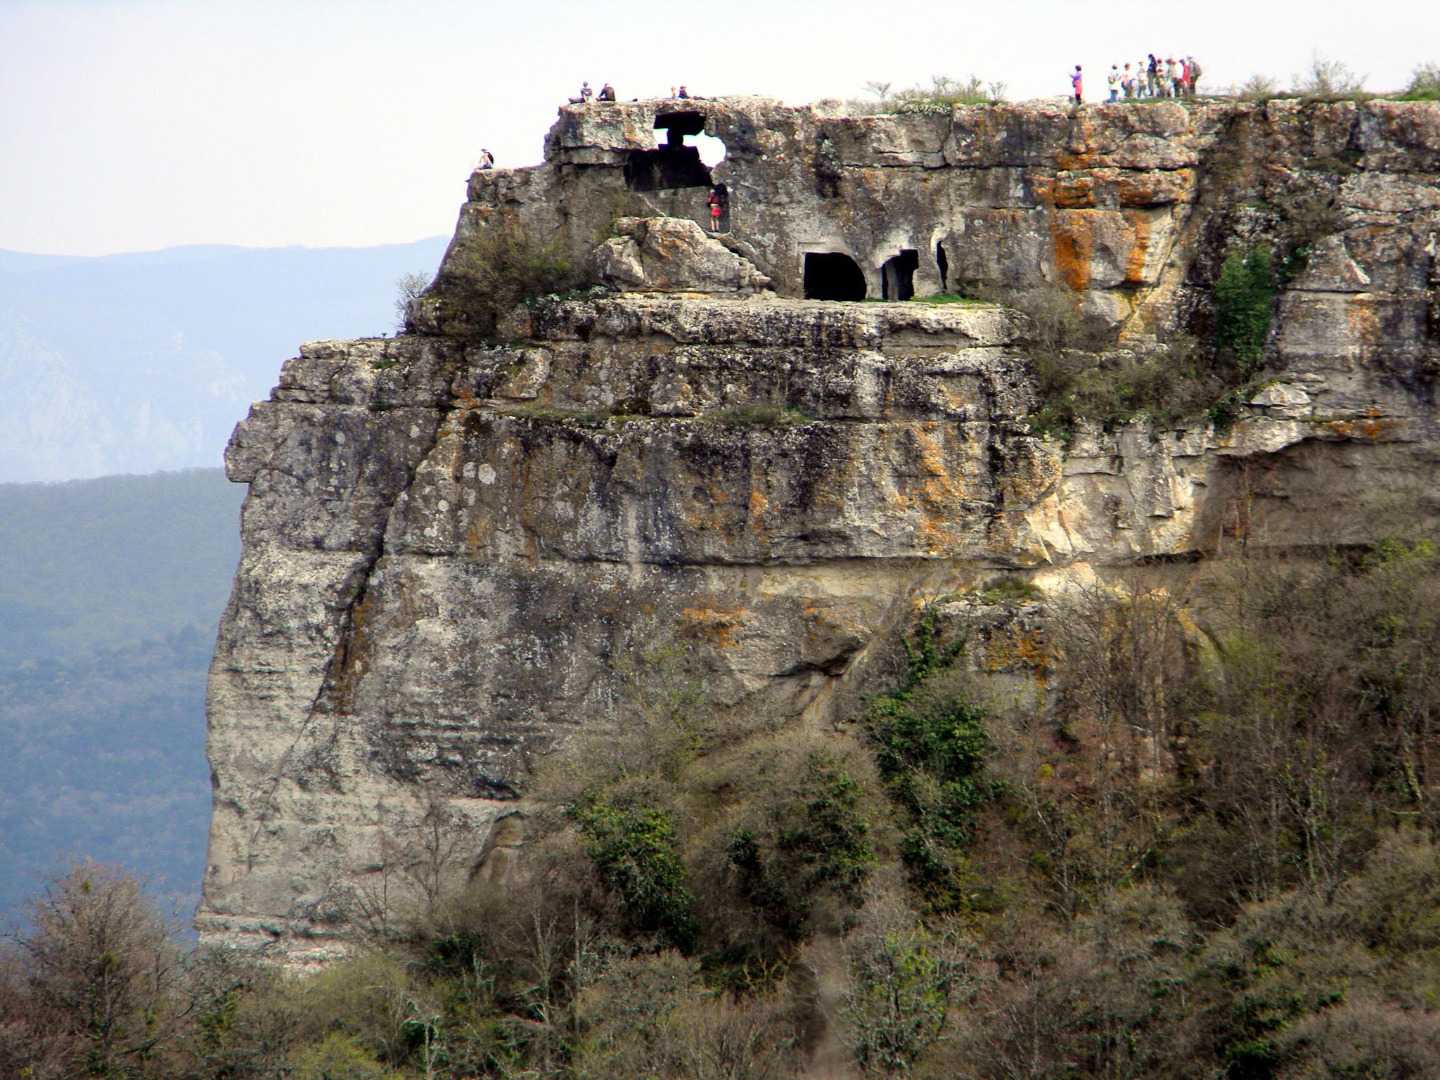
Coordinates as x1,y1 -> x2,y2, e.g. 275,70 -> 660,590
13,861 -> 187,1077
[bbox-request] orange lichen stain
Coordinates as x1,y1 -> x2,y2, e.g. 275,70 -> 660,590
679,605 -> 748,649
909,424 -> 971,554
747,485 -> 770,538
1345,297 -> 1383,350
981,625 -> 1052,682
1055,113 -> 1099,171
1327,406 -> 1396,442
1123,210 -> 1152,285
683,481 -> 737,534
453,384 -> 482,411
1115,168 -> 1195,207
1049,213 -> 1093,292
1051,173 -> 1096,209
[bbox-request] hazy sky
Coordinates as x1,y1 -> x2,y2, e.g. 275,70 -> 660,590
3,0 -> 1434,256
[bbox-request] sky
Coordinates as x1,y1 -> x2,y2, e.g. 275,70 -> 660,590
2,0 -> 1435,257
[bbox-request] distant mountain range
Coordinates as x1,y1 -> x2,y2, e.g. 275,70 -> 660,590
0,237 -> 449,482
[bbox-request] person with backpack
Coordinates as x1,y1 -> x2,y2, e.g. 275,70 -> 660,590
1147,54 -> 1160,98
1071,65 -> 1084,105
597,82 -> 616,102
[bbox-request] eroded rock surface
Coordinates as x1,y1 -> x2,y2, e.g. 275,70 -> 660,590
200,97 -> 1440,961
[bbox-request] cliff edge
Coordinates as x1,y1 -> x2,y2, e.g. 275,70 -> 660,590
198,96 -> 1440,961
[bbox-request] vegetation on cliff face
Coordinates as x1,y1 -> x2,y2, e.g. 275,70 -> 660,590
428,223 -> 586,336
5,538 -> 1440,1078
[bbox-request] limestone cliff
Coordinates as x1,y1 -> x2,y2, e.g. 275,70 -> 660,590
199,97 -> 1440,961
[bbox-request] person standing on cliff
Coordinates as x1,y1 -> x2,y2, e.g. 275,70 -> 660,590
1107,65 -> 1121,102
706,187 -> 724,232
1071,65 -> 1083,105
1147,54 -> 1160,97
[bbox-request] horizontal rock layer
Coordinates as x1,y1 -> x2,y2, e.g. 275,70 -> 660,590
200,97 -> 1440,960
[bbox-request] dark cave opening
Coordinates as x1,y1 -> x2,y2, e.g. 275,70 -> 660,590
936,241 -> 949,293
804,252 -> 868,301
881,249 -> 919,301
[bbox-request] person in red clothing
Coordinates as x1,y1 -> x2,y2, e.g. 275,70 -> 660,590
706,187 -> 724,232
1071,65 -> 1084,104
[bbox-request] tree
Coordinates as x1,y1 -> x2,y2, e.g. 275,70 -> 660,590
15,861 -> 186,1077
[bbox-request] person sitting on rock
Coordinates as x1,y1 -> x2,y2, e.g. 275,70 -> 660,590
598,82 -> 616,102
677,84 -> 690,99
477,149 -> 494,170
567,81 -> 593,104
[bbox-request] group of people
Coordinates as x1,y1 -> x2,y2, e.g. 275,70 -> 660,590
1106,55 -> 1202,102
569,82 -> 693,104
1071,55 -> 1202,104
570,81 -> 619,103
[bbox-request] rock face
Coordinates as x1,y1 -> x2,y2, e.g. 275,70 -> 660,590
199,97 -> 1440,961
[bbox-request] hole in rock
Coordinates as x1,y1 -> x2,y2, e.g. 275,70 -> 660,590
936,241 -> 949,292
624,111 -> 725,192
804,252 -> 867,301
881,249 -> 919,300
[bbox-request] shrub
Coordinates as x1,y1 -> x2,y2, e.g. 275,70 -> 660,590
1027,333 -> 1214,435
1292,54 -> 1369,101
842,907 -> 969,1075
855,74 -> 1006,114
1237,74 -> 1282,102
726,750 -> 875,939
438,221 -> 584,336
1214,245 -> 1275,375
975,576 -> 1042,606
1399,62 -> 1440,101
701,403 -> 812,428
572,798 -> 699,952
392,271 -> 429,333
867,612 -> 998,910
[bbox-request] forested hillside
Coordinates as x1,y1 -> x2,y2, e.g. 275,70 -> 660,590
0,469 -> 243,921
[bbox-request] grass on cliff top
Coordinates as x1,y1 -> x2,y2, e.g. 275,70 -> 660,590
699,403 -> 812,428
913,293 -> 991,306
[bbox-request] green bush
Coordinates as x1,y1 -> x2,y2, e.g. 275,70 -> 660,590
438,221 -> 584,336
1214,245 -> 1275,375
1398,62 -> 1440,101
867,612 -> 998,910
726,750 -> 874,938
855,74 -> 1006,114
572,798 -> 699,952
1292,54 -> 1370,101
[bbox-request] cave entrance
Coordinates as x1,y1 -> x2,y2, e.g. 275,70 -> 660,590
881,249 -> 919,300
936,241 -> 949,292
804,252 -> 867,301
624,110 -> 723,192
